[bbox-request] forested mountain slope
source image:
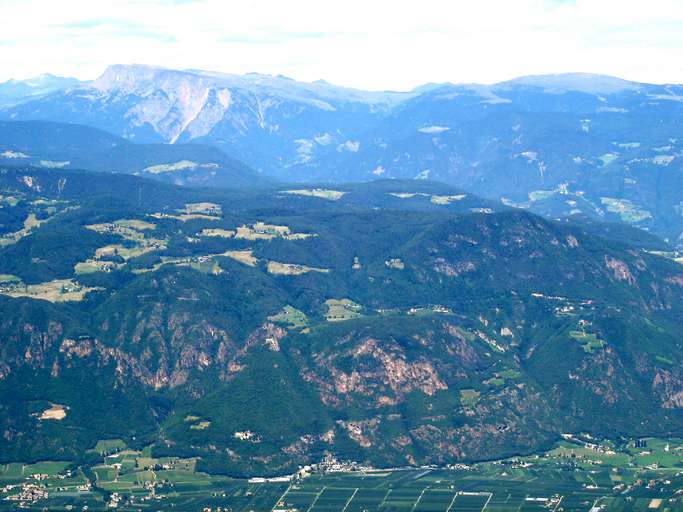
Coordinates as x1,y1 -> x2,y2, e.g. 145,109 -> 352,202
0,121 -> 265,188
1,166 -> 683,475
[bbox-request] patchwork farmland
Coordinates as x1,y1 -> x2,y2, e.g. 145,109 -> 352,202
3,436 -> 683,511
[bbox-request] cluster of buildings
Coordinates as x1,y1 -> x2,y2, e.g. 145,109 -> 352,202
315,455 -> 373,474
107,492 -> 122,508
445,463 -> 471,471
2,483 -> 48,506
407,304 -> 452,315
233,430 -> 260,442
247,456 -> 374,486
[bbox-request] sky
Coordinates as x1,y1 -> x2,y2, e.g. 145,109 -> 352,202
1,0 -> 683,90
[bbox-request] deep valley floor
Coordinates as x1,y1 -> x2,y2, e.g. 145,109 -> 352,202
2,435 -> 683,511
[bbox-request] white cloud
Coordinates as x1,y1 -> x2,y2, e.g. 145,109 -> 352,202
418,126 -> 450,134
1,0 -> 683,89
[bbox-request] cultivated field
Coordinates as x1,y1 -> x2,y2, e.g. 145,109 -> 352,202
75,259 -> 123,274
201,228 -> 236,238
221,249 -> 258,267
268,305 -> 310,330
4,436 -> 683,511
233,222 -> 316,241
0,278 -> 101,302
0,207 -> 71,247
149,203 -> 221,222
86,218 -> 167,261
600,197 -> 653,223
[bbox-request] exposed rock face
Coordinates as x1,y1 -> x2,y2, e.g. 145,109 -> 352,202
572,347 -> 627,405
433,258 -> 476,276
105,305 -> 240,388
92,65 -> 231,144
243,322 -> 287,353
3,64 -> 406,175
605,255 -> 636,285
22,322 -> 62,368
653,369 -> 683,408
281,430 -> 334,456
58,336 -> 157,386
666,275 -> 683,286
1,317 -> 284,390
337,418 -> 379,448
304,335 -> 448,408
442,324 -> 485,364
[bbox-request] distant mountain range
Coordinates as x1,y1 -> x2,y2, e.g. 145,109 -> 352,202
0,74 -> 80,107
0,65 -> 407,172
2,65 -> 683,247
0,121 -> 266,188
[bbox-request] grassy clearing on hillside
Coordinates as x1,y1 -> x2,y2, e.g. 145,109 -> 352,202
599,152 -> 619,166
0,207 -> 73,247
38,404 -> 67,420
75,259 -> 123,274
200,228 -> 235,238
86,219 -> 155,241
325,298 -> 362,321
268,305 -> 310,329
528,189 -> 557,202
134,255 -> 223,275
93,439 -> 127,455
220,250 -> 258,267
235,221 -> 315,241
0,194 -> 21,207
601,197 -> 652,223
499,369 -> 521,380
143,160 -> 219,174
184,202 -> 222,215
94,240 -> 166,261
390,192 -> 423,199
149,203 -> 221,222
132,249 -> 256,272
150,212 -> 219,222
283,189 -> 346,201
569,330 -> 606,353
0,278 -> 101,302
389,192 -> 466,204
236,224 -> 281,240
430,194 -> 466,205
22,461 -> 71,476
86,219 -> 167,264
267,261 -> 329,275
485,368 -> 521,388
460,389 -> 480,407
114,219 -> 156,230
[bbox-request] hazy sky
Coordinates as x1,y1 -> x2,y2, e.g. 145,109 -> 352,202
1,0 -> 683,90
